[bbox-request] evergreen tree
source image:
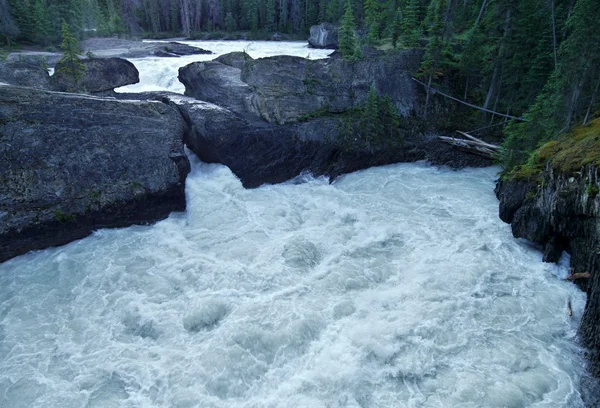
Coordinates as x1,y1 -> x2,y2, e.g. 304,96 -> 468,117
57,21 -> 85,89
364,0 -> 379,44
33,0 -> 52,45
225,12 -> 237,31
339,0 -> 358,60
402,0 -> 420,47
391,7 -> 402,47
502,0 -> 600,170
359,83 -> 381,148
266,0 -> 277,31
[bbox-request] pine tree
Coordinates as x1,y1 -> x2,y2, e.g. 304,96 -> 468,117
57,21 -> 85,90
266,0 -> 277,31
33,0 -> 52,45
391,7 -> 402,47
502,0 -> 600,170
364,0 -> 379,44
339,0 -> 358,60
402,0 -> 420,47
360,83 -> 380,148
225,12 -> 237,31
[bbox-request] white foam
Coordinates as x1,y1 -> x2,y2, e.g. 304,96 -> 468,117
0,160 -> 590,407
115,40 -> 332,94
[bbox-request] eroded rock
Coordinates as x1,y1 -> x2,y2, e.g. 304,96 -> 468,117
0,86 -> 189,262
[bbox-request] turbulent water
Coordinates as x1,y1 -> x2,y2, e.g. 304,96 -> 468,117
0,41 -> 593,407
116,40 -> 333,94
0,157 -> 590,408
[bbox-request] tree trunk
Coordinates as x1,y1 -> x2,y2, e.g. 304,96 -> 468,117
584,77 -> 600,125
474,0 -> 488,28
551,0 -> 557,69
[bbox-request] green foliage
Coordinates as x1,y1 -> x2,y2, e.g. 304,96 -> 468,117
225,13 -> 237,32
339,0 -> 359,61
53,209 -> 76,222
337,84 -> 403,151
57,20 -> 85,89
507,118 -> 600,180
502,0 -> 600,171
363,0 -> 379,44
402,0 -> 421,47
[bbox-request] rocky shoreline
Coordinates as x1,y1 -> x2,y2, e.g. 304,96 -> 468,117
0,48 -> 490,262
496,165 -> 600,384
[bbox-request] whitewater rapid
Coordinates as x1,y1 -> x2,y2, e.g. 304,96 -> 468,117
116,40 -> 333,94
0,157 -> 590,407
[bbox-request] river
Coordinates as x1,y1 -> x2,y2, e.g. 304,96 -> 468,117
0,41 -> 592,407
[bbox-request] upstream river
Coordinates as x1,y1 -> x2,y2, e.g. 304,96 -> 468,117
0,41 -> 593,407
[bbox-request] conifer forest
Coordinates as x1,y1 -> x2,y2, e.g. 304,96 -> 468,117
1,0 -> 599,170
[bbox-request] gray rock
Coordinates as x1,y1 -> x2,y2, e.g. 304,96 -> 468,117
178,61 -> 254,117
308,23 -> 339,49
0,86 -> 190,263
0,61 -> 51,90
51,57 -> 139,93
179,50 -> 422,125
495,166 -> 600,378
152,42 -> 212,57
6,52 -> 63,67
214,51 -> 252,70
130,93 -> 489,189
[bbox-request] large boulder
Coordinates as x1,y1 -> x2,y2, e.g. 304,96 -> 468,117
80,38 -> 212,59
178,61 -> 254,117
178,50 -> 422,124
0,86 -> 190,263
124,93 -> 489,189
151,42 -> 213,57
308,23 -> 339,49
0,61 -> 51,90
51,57 -> 139,93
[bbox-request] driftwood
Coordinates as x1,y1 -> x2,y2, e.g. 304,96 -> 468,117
438,131 -> 502,160
568,297 -> 573,317
565,272 -> 592,280
411,77 -> 528,122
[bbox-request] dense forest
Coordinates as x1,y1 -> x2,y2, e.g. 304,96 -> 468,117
0,0 -> 599,170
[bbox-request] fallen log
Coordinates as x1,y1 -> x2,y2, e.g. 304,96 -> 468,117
566,272 -> 592,280
411,77 -> 529,122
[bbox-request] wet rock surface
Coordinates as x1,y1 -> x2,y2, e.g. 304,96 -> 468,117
496,167 -> 600,378
0,86 -> 189,263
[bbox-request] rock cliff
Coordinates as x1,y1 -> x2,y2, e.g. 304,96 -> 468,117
495,122 -> 600,377
179,50 -> 422,124
0,86 -> 190,263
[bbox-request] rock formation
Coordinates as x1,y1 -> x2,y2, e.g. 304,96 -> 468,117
0,61 -> 51,90
308,23 -> 339,49
179,50 -> 422,124
496,165 -> 600,377
51,57 -> 139,94
0,86 -> 190,263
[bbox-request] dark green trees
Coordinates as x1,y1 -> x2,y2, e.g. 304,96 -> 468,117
339,84 -> 402,151
57,21 -> 85,88
339,0 -> 360,61
503,0 -> 600,170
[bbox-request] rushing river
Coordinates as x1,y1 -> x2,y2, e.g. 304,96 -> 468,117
116,40 -> 333,94
0,42 -> 593,407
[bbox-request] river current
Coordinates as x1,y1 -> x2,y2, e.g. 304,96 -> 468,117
0,41 -> 592,407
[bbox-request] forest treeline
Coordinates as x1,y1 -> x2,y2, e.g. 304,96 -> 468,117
0,0 -> 599,170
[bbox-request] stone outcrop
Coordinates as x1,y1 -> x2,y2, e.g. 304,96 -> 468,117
51,57 -> 139,93
308,23 -> 339,49
117,91 -> 489,189
0,61 -> 51,90
0,86 -> 190,263
178,60 -> 254,117
179,50 -> 422,124
496,167 -> 600,377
